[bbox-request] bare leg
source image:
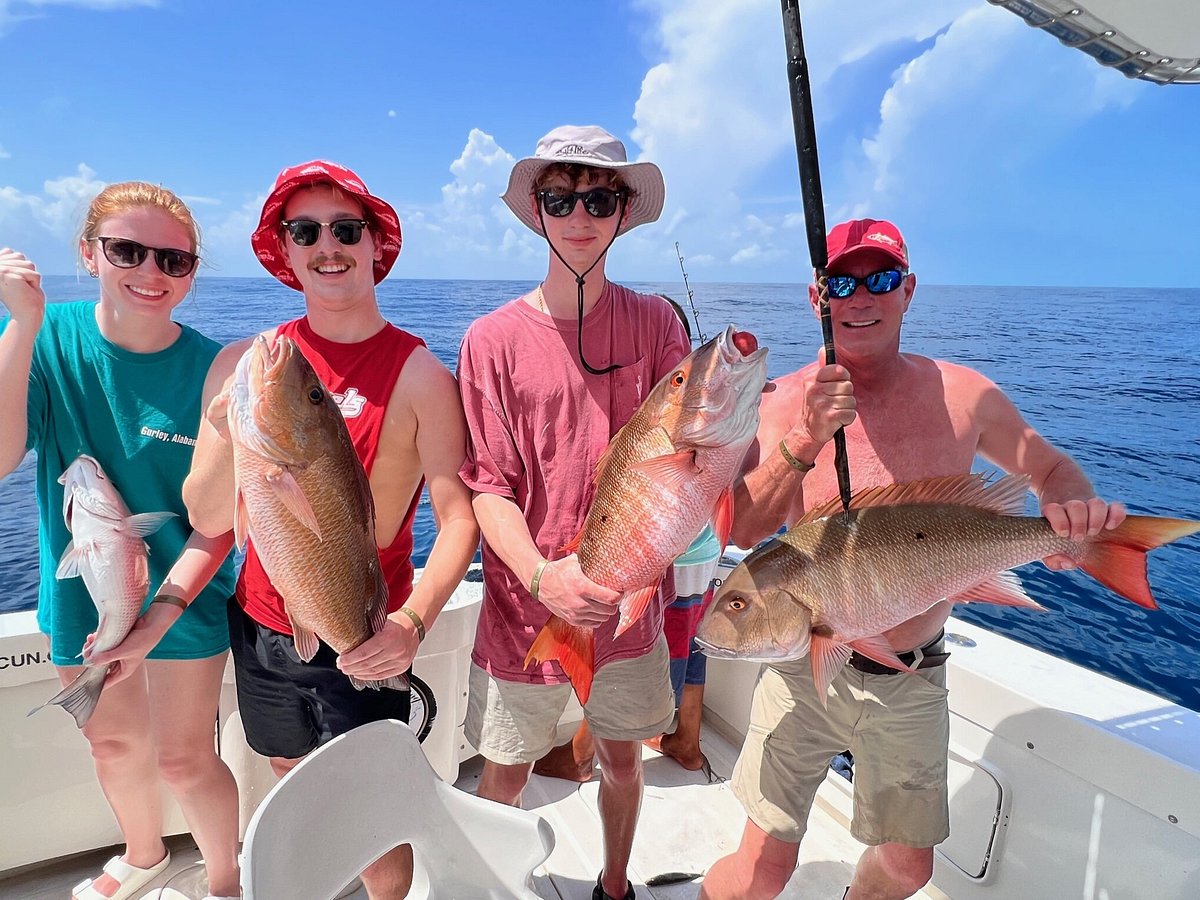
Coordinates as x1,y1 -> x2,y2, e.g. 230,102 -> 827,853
146,656 -> 240,898
476,758 -> 536,807
533,720 -> 595,782
645,683 -> 710,775
272,753 -> 416,899
63,664 -> 168,897
699,819 -> 799,900
846,843 -> 934,900
592,736 -> 645,900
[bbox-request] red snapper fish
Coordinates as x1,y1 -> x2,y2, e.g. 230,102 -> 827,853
696,473 -> 1200,703
525,325 -> 769,704
31,455 -> 174,727
227,334 -> 404,691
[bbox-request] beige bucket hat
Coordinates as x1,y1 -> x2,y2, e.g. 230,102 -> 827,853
501,125 -> 665,236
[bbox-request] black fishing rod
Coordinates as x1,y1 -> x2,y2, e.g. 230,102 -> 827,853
781,0 -> 851,514
674,241 -> 707,343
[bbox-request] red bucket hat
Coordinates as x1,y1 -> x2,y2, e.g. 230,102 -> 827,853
826,218 -> 908,270
250,160 -> 402,291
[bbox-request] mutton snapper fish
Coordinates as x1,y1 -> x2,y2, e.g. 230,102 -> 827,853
696,473 -> 1200,703
228,334 -> 405,691
30,455 -> 175,727
525,325 -> 769,704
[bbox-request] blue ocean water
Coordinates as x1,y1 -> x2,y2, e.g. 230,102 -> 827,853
3,276 -> 1198,712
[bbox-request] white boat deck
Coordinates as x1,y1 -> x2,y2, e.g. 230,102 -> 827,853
0,722 -> 936,900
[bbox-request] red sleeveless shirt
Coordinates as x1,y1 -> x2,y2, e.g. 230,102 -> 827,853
236,317 -> 426,634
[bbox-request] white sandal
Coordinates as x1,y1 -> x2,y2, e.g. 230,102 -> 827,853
71,851 -> 171,900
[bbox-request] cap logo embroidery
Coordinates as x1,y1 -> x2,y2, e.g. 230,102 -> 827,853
866,232 -> 899,247
556,144 -> 596,157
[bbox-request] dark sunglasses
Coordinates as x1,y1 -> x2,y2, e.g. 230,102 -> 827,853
280,218 -> 369,247
93,237 -> 199,278
826,268 -> 907,299
537,188 -> 626,219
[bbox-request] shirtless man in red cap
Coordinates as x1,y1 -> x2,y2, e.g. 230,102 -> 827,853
184,161 -> 478,899
700,218 -> 1126,900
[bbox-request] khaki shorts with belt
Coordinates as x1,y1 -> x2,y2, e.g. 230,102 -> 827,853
732,642 -> 950,848
466,636 -> 676,765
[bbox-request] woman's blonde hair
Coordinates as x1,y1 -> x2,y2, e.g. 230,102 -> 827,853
78,182 -> 201,257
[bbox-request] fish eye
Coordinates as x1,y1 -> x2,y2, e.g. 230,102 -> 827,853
670,371 -> 685,386
728,597 -> 747,612
307,387 -> 324,404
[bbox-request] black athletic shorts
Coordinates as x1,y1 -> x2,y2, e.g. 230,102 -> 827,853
227,596 -> 411,759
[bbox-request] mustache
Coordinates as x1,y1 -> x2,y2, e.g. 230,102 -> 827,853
311,253 -> 354,268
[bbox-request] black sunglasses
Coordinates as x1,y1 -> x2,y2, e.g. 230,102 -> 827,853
280,218 -> 369,247
93,237 -> 199,278
826,268 -> 907,299
537,188 -> 626,219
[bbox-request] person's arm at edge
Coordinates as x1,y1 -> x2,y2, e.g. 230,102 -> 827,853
0,252 -> 45,479
183,338 -> 252,538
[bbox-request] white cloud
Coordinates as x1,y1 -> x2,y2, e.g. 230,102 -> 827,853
0,0 -> 157,36
0,144 -> 9,159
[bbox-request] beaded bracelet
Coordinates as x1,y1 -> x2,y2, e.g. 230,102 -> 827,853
398,606 -> 426,643
530,559 -> 549,601
779,439 -> 815,472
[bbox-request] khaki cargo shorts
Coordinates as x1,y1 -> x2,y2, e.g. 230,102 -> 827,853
732,657 -> 950,847
466,636 -> 676,765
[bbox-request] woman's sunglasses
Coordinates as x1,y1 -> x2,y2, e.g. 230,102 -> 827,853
280,218 -> 368,247
826,269 -> 907,299
93,237 -> 199,278
537,188 -> 626,219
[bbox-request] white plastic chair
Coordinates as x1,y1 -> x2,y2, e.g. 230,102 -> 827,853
240,719 -> 555,900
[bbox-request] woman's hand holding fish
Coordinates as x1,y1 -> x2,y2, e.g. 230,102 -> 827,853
337,618 -> 420,681
536,555 -> 622,627
204,390 -> 231,439
83,605 -> 180,686
0,248 -> 46,326
1040,496 -> 1127,570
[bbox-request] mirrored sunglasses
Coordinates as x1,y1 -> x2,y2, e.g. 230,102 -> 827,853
280,218 -> 368,247
826,269 -> 907,299
94,237 -> 199,278
537,188 -> 626,219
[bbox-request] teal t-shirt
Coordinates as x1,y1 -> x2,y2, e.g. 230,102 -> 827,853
3,300 -> 234,664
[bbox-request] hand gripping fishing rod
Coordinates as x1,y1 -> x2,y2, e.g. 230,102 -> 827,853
781,0 -> 852,514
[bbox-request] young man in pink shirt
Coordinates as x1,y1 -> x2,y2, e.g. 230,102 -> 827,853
457,125 -> 690,900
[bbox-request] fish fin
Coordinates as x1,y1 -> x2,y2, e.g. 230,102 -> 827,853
524,616 -> 595,706
368,592 -> 390,635
1077,516 -> 1200,610
629,449 -> 700,491
846,634 -> 916,673
266,467 -> 322,540
797,473 -> 1031,524
122,511 -> 176,538
61,489 -> 75,532
559,529 -> 583,556
55,543 -> 91,580
809,635 -> 853,707
712,486 -> 734,555
615,582 -> 661,637
350,673 -> 409,692
289,617 -> 321,662
28,665 -> 109,728
234,488 -> 250,551
950,571 -> 1045,610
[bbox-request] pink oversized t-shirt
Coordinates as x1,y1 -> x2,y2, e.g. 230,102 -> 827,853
457,282 -> 690,684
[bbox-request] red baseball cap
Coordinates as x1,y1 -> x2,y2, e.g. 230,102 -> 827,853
250,160 -> 402,291
826,218 -> 908,270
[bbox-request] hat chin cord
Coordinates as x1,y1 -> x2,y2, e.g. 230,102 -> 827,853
536,195 -> 629,376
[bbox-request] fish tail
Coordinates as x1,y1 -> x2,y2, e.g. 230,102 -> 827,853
28,665 -> 109,728
1079,516 -> 1200,611
349,673 -> 410,692
524,616 -> 595,706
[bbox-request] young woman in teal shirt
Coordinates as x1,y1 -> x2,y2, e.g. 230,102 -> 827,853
0,183 -> 240,900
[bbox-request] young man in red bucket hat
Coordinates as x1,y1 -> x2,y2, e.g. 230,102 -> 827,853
184,160 -> 478,899
456,125 -> 690,900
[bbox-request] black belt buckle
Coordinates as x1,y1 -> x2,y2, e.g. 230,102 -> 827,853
846,631 -> 949,676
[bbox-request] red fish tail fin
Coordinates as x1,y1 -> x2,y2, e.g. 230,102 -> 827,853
1079,516 -> 1200,611
614,582 -> 661,638
524,616 -> 596,705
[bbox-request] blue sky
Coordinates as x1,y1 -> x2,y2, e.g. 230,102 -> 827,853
0,0 -> 1195,287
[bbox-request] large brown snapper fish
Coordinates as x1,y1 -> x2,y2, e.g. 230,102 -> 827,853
228,334 -> 404,691
31,455 -> 174,727
696,473 -> 1200,703
525,325 -> 769,704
